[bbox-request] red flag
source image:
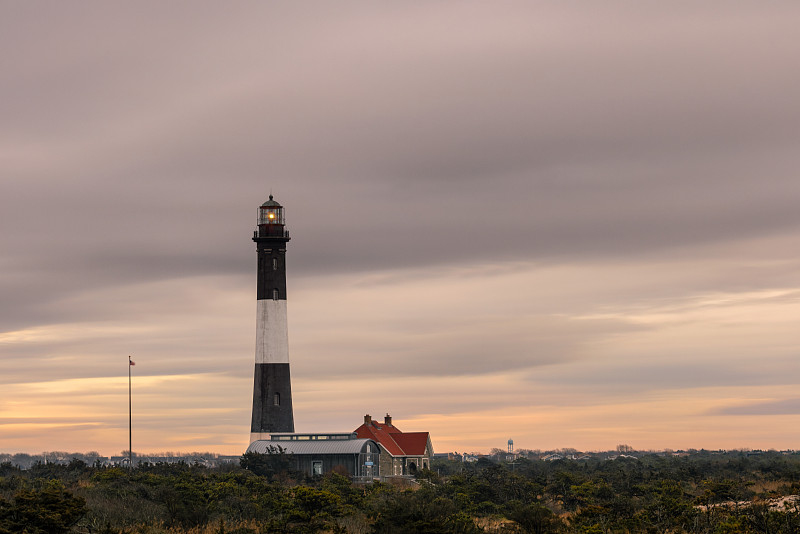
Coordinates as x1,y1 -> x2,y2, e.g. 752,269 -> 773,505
130,360 -> 135,366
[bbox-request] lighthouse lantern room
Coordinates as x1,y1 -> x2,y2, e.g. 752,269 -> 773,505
256,195 -> 287,237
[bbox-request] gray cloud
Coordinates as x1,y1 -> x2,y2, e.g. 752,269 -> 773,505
712,399 -> 800,416
3,2 -> 800,452
293,314 -> 644,379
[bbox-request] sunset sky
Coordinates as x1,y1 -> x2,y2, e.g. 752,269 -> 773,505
3,2 -> 800,456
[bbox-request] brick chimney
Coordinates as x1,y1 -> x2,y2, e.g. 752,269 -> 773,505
364,414 -> 372,425
384,413 -> 392,426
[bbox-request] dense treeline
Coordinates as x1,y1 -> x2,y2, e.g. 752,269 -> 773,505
1,450 -> 800,533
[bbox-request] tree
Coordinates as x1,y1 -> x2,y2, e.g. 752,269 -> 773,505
507,502 -> 564,534
0,462 -> 20,477
0,482 -> 86,534
240,447 -> 294,481
371,487 -> 482,534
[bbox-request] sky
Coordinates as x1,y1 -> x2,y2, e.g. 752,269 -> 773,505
2,2 -> 800,456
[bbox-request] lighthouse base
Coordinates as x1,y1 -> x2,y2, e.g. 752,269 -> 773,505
251,362 -> 294,435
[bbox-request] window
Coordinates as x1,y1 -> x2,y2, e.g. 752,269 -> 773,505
272,288 -> 279,300
312,461 -> 323,476
272,258 -> 278,270
273,393 -> 280,406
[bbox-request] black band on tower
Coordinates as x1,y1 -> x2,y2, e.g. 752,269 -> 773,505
251,363 -> 294,433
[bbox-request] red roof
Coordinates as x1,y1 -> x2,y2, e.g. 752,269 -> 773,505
354,420 -> 430,457
392,432 -> 430,456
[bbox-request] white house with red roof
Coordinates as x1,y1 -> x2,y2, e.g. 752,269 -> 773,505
354,414 -> 433,477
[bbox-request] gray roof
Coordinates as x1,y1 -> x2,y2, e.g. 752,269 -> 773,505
261,194 -> 282,207
247,439 -> 376,455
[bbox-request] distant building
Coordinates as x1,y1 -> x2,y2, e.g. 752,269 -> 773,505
354,414 -> 433,477
434,452 -> 462,461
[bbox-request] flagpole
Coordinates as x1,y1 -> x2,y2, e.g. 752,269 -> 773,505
128,355 -> 133,469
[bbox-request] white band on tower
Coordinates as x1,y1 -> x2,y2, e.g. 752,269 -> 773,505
255,300 -> 289,364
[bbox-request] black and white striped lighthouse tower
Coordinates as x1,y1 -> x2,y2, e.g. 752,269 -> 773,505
250,195 -> 294,442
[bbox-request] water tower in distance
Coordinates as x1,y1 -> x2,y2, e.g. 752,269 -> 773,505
508,439 -> 514,454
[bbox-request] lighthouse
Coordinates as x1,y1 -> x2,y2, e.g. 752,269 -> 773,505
250,195 -> 294,442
